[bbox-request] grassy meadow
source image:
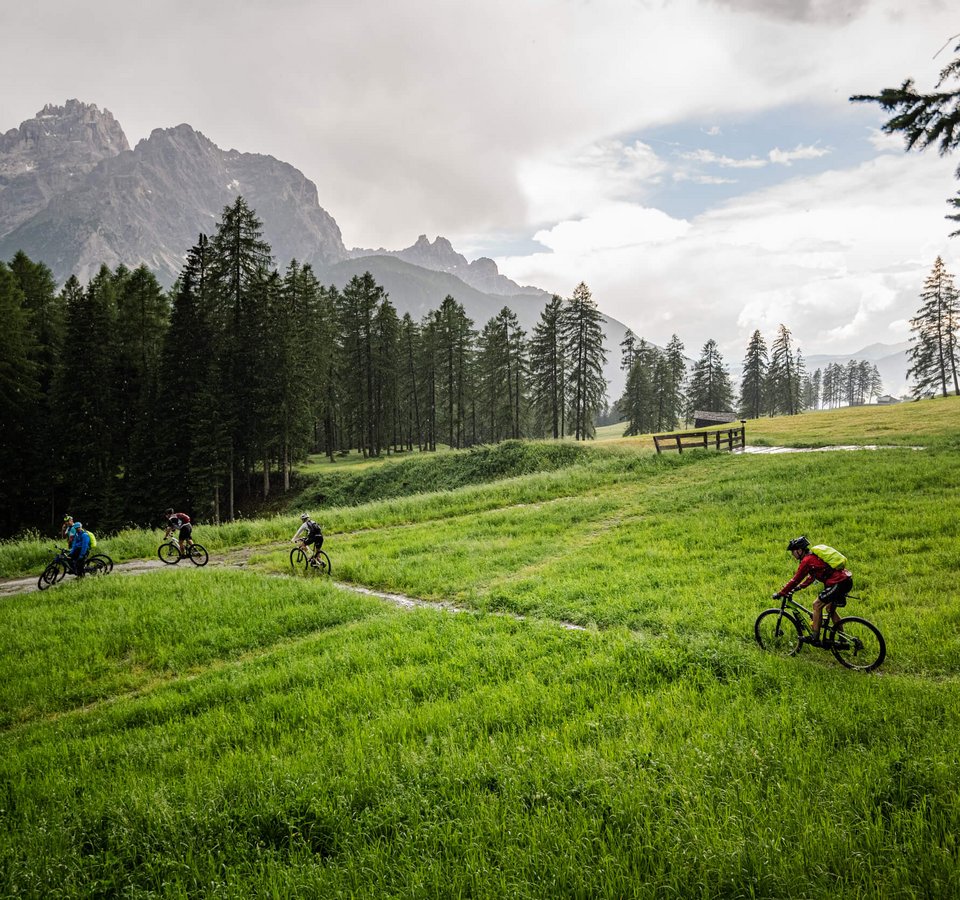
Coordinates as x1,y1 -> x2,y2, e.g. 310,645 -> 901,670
2,397 -> 959,897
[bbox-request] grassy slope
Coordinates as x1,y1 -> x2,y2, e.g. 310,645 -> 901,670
2,397 -> 959,897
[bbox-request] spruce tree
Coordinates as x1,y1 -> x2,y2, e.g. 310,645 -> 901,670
907,256 -> 960,397
619,339 -> 660,436
686,338 -> 734,417
7,252 -> 62,530
766,324 -> 801,416
657,334 -> 687,430
738,330 -> 768,419
852,38 -> 960,235
0,263 -> 39,534
528,295 -> 566,438
561,283 -> 608,440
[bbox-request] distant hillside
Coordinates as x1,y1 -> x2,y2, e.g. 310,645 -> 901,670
805,341 -> 911,397
316,255 -> 629,401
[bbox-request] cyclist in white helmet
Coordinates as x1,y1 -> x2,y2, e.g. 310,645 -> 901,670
291,513 -> 324,562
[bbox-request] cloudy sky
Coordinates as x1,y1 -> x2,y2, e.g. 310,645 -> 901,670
3,0 -> 959,362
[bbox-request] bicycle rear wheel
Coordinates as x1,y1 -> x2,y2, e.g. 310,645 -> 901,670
754,609 -> 802,657
312,550 -> 331,576
290,547 -> 309,570
158,542 -> 181,565
831,617 -> 885,672
84,557 -> 109,577
188,543 -> 209,567
89,553 -> 114,573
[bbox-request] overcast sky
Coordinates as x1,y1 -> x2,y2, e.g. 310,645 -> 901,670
3,0 -> 959,362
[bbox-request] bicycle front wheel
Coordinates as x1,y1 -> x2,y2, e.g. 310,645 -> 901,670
188,543 -> 209,567
158,542 -> 181,565
754,609 -> 802,657
831,617 -> 886,672
290,547 -> 309,570
38,561 -> 66,591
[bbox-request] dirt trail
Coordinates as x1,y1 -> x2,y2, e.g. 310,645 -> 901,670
0,547 -> 593,633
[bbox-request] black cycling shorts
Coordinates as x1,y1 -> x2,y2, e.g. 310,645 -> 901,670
179,523 -> 193,542
303,533 -> 323,549
819,576 -> 852,607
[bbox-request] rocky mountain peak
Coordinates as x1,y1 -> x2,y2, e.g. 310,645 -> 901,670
0,100 -> 129,238
404,234 -> 468,271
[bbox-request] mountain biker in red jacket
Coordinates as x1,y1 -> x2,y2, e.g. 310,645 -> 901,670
774,536 -> 853,647
165,509 -> 194,553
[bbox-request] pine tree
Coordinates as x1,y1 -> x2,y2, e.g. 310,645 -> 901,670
907,256 -> 960,397
766,324 -> 801,416
852,38 -> 960,235
475,315 -> 513,443
52,267 -> 123,527
619,339 -> 660,436
528,295 -> 566,438
433,296 -> 475,448
561,283 -> 608,440
397,313 -> 423,451
686,338 -> 734,417
7,252 -> 62,530
657,334 -> 687,430
738,330 -> 768,419
0,263 -> 39,534
208,197 -> 274,516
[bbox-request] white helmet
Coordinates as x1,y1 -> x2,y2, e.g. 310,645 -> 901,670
300,513 -> 309,521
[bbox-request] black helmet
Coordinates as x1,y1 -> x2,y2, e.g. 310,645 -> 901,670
166,508 -> 174,516
787,536 -> 809,553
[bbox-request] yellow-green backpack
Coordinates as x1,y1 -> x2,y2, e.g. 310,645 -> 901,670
811,544 -> 846,570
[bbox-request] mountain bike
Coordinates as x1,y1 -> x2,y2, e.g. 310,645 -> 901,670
754,591 -> 885,672
290,541 -> 331,575
158,537 -> 209,566
37,547 -> 109,591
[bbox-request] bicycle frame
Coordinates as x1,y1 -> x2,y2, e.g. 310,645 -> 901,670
774,592 -> 856,643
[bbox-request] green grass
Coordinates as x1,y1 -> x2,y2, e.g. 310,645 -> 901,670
2,400 -> 960,897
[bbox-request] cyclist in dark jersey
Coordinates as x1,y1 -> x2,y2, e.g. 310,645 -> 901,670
165,508 -> 194,554
291,513 -> 324,561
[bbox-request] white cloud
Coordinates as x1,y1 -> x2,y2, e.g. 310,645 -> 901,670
681,149 -> 768,168
768,144 -> 831,165
498,148 -> 959,359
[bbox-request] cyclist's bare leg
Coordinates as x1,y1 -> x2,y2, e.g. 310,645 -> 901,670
811,597 -> 825,639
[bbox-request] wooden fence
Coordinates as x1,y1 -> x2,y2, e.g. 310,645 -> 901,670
652,422 -> 746,454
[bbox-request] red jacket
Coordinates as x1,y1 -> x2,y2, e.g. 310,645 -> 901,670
780,552 -> 851,595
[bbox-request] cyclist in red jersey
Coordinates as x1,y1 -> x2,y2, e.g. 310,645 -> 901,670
774,536 -> 853,647
164,508 -> 194,554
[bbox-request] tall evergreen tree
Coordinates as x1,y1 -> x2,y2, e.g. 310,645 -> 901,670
0,263 -> 40,535
619,339 -> 660,436
7,252 -> 62,530
397,313 -> 423,451
561,283 -> 608,440
52,267 -> 123,527
738,329 -> 768,419
657,334 -> 687,430
906,256 -> 960,397
208,198 -> 274,515
766,324 -> 801,416
528,295 -> 567,438
686,338 -> 734,417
